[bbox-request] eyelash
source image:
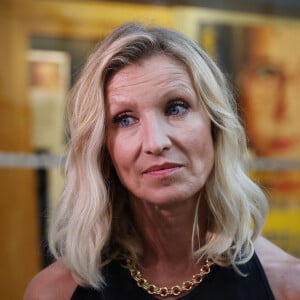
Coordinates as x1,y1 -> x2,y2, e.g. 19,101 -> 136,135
112,99 -> 190,128
112,112 -> 136,128
165,99 -> 189,116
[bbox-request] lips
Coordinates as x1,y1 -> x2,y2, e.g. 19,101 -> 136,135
270,138 -> 298,151
143,163 -> 182,175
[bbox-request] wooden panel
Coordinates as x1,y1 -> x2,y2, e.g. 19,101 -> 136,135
24,0 -> 173,39
0,3 -> 41,299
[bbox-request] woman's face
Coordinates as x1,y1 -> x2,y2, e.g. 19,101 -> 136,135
105,55 -> 214,207
239,26 -> 300,159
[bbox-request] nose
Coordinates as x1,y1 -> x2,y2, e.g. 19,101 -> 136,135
142,116 -> 172,155
274,95 -> 286,121
274,71 -> 297,121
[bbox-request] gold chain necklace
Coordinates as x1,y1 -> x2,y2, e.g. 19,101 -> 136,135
126,258 -> 214,298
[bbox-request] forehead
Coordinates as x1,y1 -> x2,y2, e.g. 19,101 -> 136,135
249,26 -> 300,59
106,54 -> 194,99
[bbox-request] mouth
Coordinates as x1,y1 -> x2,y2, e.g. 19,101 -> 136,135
143,163 -> 183,176
270,138 -> 298,152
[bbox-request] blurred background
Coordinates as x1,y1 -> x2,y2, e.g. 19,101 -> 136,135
1,0 -> 300,299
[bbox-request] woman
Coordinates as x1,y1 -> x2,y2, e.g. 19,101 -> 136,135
24,23 -> 300,299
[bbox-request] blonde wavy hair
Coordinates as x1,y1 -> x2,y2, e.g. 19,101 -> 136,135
48,22 -> 268,289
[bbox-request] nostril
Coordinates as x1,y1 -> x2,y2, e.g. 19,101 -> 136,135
143,135 -> 172,155
142,118 -> 172,155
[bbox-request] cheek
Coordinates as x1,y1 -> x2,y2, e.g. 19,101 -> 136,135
106,136 -> 135,177
106,138 -> 122,171
188,122 -> 214,165
242,81 -> 277,116
199,138 -> 214,168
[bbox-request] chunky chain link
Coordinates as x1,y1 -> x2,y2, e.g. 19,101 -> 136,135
126,258 -> 214,298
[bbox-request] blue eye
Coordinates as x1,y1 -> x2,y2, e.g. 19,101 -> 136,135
165,100 -> 189,116
112,113 -> 136,128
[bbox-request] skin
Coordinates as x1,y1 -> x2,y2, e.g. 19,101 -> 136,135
105,55 -> 214,208
239,26 -> 300,159
105,54 -> 214,288
24,55 -> 300,300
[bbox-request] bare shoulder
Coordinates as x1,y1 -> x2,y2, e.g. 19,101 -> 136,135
23,261 -> 78,300
255,236 -> 300,300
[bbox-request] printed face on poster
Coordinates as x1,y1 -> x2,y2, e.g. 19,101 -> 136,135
197,23 -> 300,203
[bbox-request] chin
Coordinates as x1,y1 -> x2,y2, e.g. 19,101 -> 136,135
137,190 -> 199,207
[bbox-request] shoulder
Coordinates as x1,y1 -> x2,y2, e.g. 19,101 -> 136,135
23,261 -> 78,300
254,236 -> 300,300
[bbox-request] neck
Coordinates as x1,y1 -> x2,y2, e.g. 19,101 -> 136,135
129,194 -> 208,267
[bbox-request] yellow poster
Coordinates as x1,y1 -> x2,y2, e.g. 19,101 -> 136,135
198,23 -> 300,257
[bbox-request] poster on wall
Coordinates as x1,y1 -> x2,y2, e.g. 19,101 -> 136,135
28,49 -> 70,151
197,23 -> 300,202
197,22 -> 300,256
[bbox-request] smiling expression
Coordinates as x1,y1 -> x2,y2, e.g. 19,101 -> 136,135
105,55 -> 214,207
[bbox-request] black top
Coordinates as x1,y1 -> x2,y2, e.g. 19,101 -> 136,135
71,252 -> 275,300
